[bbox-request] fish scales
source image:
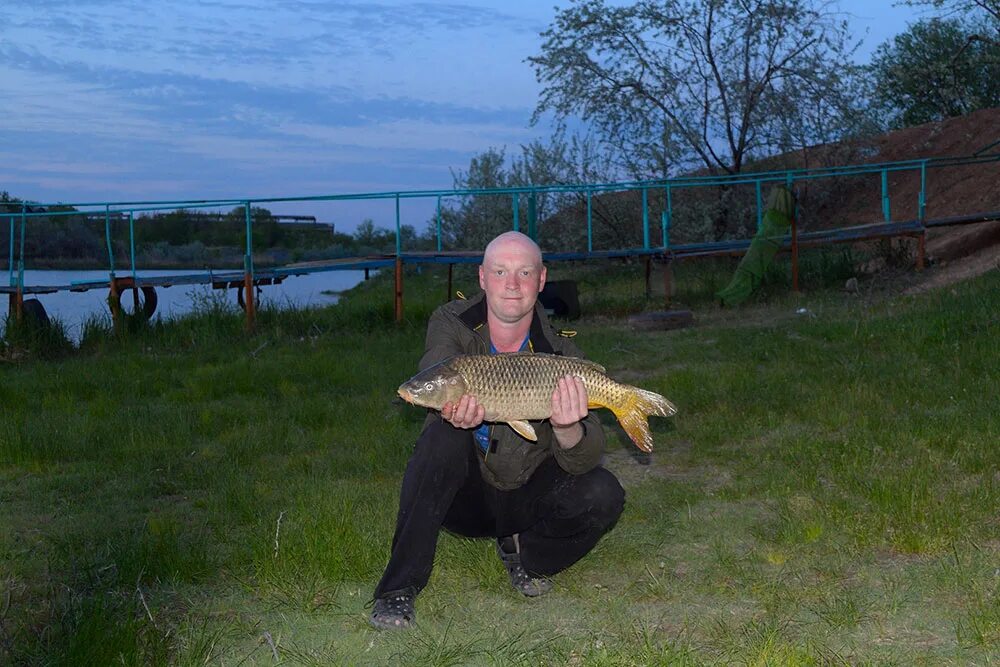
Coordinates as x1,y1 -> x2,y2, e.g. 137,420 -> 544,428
451,353 -> 609,421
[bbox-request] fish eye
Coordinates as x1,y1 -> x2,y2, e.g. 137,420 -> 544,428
424,382 -> 434,391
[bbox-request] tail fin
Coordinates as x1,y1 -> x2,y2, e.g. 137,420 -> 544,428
609,387 -> 677,453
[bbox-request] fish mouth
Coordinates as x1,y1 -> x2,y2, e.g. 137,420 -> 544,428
397,387 -> 415,404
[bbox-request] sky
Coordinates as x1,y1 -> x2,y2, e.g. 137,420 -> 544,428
1,0 -> 919,232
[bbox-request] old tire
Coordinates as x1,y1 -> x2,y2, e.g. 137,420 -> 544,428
22,298 -> 50,328
236,285 -> 262,311
119,286 -> 158,320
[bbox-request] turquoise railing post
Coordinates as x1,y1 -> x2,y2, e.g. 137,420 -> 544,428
104,204 -> 115,278
436,195 -> 442,251
642,187 -> 650,249
395,194 -> 401,255
18,203 -> 26,292
755,180 -> 763,231
129,211 -> 137,281
881,169 -> 891,222
394,194 -> 403,323
244,202 -> 254,273
512,192 -> 520,232
662,185 -> 672,249
527,191 -> 537,240
243,201 -> 255,329
918,160 -> 927,222
586,188 -> 593,253
787,173 -> 799,293
7,214 -> 14,286
786,172 -> 796,220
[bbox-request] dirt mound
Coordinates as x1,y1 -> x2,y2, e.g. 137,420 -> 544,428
805,107 -> 1000,291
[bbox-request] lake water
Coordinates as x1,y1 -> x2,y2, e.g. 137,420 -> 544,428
5,268 -> 369,341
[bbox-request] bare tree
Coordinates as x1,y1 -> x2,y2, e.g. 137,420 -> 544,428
529,0 -> 871,239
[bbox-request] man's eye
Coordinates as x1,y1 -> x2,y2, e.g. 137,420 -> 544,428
496,270 -> 505,276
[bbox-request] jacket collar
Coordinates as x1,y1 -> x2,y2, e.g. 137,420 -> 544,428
457,293 -> 556,355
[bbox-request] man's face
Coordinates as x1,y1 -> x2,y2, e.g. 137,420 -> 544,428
479,240 -> 547,325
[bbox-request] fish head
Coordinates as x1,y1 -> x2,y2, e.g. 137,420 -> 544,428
397,363 -> 468,409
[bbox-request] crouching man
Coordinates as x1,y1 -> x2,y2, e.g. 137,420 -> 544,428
370,231 -> 625,629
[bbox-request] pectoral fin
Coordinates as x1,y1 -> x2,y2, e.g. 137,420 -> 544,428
507,420 -> 537,441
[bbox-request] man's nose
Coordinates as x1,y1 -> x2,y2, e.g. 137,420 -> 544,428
505,274 -> 520,290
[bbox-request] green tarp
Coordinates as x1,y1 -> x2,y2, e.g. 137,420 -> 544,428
716,185 -> 795,307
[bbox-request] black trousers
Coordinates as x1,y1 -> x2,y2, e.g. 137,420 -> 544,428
374,417 -> 625,597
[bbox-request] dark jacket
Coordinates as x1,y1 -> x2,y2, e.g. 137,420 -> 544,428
418,292 -> 606,490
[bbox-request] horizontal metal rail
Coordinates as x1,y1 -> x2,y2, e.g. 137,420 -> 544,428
6,149 -> 998,216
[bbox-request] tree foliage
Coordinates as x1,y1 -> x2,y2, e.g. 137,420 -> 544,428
0,195 -> 366,266
868,16 -> 1000,129
905,0 -> 1000,24
436,132 -> 645,250
439,148 -> 520,250
529,0 -> 870,182
351,218 -> 432,253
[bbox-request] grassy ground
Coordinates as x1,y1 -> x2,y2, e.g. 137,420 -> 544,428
1,256 -> 998,665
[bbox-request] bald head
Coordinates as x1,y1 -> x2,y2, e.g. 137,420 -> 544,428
483,231 -> 542,270
479,231 -> 547,327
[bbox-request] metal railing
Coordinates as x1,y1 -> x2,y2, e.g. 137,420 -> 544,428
4,147 -> 999,326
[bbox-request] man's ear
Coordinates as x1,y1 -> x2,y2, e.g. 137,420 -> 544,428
538,266 -> 547,292
478,265 -> 486,290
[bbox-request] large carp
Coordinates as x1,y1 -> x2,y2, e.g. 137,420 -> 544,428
397,352 -> 676,452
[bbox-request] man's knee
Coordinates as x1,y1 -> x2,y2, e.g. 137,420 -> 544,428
581,467 -> 625,529
548,466 -> 625,530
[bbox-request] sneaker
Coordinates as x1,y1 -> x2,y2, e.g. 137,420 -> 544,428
369,587 -> 416,630
496,535 -> 552,597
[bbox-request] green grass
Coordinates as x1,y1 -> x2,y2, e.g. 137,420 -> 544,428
1,261 -> 998,664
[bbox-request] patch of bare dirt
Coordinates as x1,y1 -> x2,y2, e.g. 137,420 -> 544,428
601,445 -> 731,492
905,242 -> 1000,295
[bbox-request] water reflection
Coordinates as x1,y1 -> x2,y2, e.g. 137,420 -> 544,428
5,269 -> 368,341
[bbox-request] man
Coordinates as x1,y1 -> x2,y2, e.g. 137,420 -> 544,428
370,231 -> 625,630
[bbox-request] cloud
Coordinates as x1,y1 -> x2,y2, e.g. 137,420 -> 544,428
1,44 -> 533,139
3,1 -> 541,72
0,0 -> 557,205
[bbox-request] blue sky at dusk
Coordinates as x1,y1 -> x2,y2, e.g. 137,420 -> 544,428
1,1 -> 917,232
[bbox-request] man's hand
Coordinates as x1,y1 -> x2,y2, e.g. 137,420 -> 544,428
550,375 -> 588,449
441,394 -> 486,429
